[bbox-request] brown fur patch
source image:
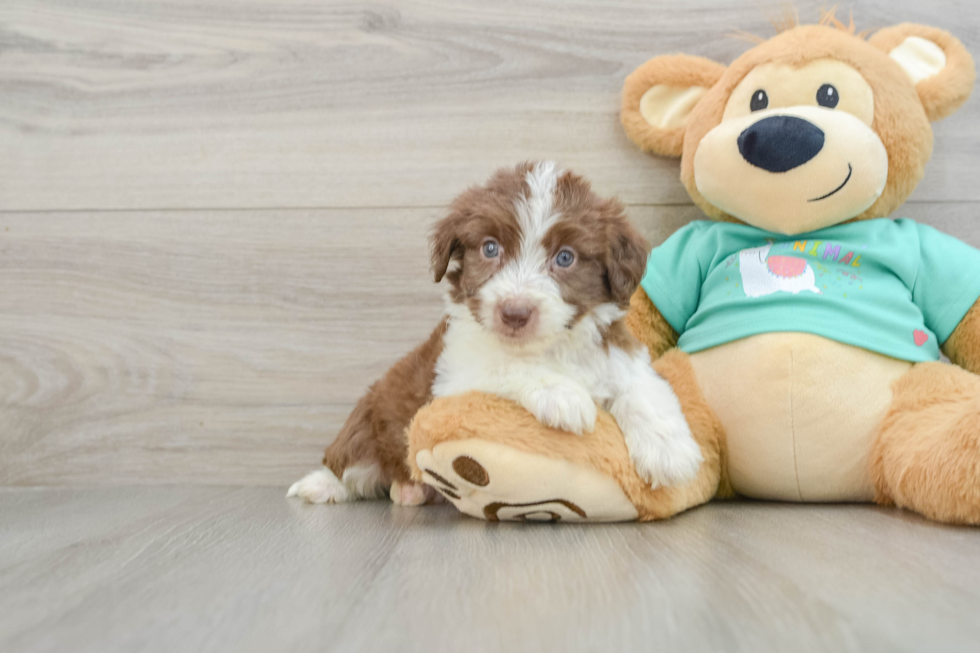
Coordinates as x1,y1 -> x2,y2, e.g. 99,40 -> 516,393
322,318 -> 448,486
601,319 -> 640,355
430,165 -> 529,317
547,171 -> 650,315
543,217 -> 608,328
431,165 -> 528,282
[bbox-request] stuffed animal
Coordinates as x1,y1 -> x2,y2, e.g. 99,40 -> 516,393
407,15 -> 980,524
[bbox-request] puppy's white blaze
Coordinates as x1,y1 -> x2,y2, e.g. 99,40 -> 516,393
517,160 -> 561,238
477,160 -> 578,342
516,162 -> 561,276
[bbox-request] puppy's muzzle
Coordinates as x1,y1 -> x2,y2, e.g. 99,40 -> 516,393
499,300 -> 535,331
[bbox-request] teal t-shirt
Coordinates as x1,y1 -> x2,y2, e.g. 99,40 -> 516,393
640,218 -> 980,362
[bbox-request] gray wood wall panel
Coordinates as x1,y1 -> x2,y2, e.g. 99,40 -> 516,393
1,0 -> 978,211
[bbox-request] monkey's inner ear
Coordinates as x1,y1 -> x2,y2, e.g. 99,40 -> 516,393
621,54 -> 727,158
869,24 -> 976,121
639,86 -> 708,130
889,36 -> 947,85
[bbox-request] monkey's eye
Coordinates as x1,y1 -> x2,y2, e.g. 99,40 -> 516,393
750,89 -> 769,111
481,239 -> 500,259
817,84 -> 839,108
555,249 -> 575,268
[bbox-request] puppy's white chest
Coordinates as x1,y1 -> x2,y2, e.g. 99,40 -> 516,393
432,317 -> 609,400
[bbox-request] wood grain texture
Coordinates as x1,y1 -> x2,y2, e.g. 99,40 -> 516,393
1,0 -> 979,211
1,487 -> 979,653
0,207 -> 445,484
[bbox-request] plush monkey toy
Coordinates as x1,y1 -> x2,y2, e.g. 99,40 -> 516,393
408,17 -> 980,524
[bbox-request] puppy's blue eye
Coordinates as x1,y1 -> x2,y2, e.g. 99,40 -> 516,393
482,240 -> 499,258
555,249 -> 575,268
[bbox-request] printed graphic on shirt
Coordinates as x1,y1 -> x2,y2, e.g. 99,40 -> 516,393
730,239 -> 866,300
737,243 -> 821,298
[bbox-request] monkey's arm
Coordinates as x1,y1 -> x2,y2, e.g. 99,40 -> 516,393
626,286 -> 679,361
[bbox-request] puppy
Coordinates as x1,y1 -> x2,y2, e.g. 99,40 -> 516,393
288,162 -> 702,505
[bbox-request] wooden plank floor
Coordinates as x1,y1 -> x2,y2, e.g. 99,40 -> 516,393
2,488 -> 980,653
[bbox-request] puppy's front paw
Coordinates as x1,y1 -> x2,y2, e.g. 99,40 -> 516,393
286,468 -> 351,504
625,421 -> 703,490
526,382 -> 597,435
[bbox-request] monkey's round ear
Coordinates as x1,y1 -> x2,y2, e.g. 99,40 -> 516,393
621,54 -> 727,158
869,24 -> 976,121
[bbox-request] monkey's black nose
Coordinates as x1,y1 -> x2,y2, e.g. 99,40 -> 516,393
738,116 -> 825,173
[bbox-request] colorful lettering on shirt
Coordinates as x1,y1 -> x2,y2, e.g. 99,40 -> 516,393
780,241 -> 865,265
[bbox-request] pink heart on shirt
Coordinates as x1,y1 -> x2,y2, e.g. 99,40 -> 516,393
913,329 -> 929,347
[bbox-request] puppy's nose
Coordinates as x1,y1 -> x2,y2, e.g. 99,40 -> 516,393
738,116 -> 825,173
499,301 -> 534,330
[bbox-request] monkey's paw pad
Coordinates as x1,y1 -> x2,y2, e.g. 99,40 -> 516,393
415,439 -> 638,522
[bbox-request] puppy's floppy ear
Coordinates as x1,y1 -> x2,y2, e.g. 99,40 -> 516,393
869,24 -> 976,121
604,201 -> 650,305
429,210 -> 466,283
621,54 -> 727,158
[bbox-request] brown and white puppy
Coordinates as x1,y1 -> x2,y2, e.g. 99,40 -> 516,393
288,162 -> 701,505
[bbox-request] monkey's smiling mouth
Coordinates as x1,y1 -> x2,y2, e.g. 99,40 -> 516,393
808,163 -> 853,202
